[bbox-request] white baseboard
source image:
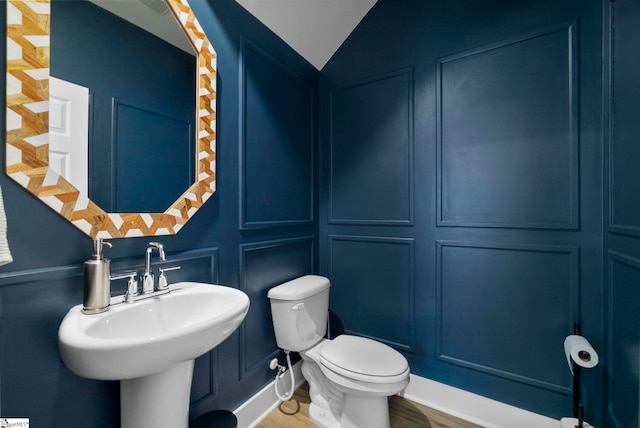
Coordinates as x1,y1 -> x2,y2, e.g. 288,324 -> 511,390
403,374 -> 560,428
233,367 -> 560,428
233,360 -> 304,428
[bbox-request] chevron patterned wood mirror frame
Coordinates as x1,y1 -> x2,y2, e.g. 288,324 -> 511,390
6,0 -> 217,238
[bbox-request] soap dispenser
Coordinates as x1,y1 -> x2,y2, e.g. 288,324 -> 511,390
82,238 -> 113,314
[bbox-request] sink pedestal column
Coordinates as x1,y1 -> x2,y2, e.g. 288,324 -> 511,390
121,359 -> 195,428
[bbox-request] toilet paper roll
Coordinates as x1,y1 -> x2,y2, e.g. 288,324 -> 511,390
564,335 -> 599,374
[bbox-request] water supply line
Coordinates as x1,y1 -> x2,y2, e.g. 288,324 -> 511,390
271,351 -> 295,401
270,311 -> 331,401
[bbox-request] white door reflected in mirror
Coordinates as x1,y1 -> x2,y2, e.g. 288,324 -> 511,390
49,76 -> 89,195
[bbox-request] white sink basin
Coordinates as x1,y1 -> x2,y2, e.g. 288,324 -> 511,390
59,282 -> 249,380
58,282 -> 249,428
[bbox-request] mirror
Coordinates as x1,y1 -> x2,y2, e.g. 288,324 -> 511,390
50,0 -> 196,214
6,0 -> 217,238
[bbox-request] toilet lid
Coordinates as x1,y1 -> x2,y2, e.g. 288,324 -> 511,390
319,335 -> 408,378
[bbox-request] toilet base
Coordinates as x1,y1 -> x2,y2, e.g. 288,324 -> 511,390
309,402 -> 341,428
301,341 -> 404,428
308,394 -> 390,428
341,394 -> 390,428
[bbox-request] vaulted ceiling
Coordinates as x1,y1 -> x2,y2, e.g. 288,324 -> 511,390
91,0 -> 378,70
235,0 -> 378,70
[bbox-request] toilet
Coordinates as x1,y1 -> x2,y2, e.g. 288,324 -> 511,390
268,275 -> 410,428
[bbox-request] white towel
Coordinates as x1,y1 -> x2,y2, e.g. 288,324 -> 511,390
0,185 -> 13,266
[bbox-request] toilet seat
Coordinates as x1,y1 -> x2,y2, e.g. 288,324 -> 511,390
319,335 -> 409,384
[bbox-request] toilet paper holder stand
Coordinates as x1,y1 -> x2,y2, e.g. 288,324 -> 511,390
572,324 -> 585,427
563,322 -> 596,428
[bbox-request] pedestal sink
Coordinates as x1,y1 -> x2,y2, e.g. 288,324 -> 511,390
58,282 -> 250,428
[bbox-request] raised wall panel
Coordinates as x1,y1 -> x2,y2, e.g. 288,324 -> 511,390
166,249 -> 220,405
436,241 -> 578,393
0,273 -> 119,427
609,0 -> 640,236
607,251 -> 640,428
437,26 -> 578,229
190,351 -> 217,405
329,68 -> 414,225
240,39 -> 314,229
328,235 -> 415,352
239,237 -> 315,378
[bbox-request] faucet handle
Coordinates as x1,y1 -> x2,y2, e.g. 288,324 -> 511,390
111,271 -> 139,302
158,266 -> 181,291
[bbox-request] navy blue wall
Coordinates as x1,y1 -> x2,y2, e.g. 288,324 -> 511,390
0,0 -> 317,425
319,0 -> 605,423
604,1 -> 640,427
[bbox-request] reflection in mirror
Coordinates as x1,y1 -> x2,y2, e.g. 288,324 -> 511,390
49,76 -> 89,195
6,0 -> 217,238
50,0 -> 196,213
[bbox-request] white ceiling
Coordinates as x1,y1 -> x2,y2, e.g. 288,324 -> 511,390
235,0 -> 378,70
90,0 -> 377,69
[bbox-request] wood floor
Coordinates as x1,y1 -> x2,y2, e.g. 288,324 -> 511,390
257,383 -> 483,428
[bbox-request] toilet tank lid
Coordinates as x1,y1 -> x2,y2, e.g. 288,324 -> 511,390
267,275 -> 330,300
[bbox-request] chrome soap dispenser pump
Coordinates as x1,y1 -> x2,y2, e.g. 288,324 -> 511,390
82,238 -> 113,315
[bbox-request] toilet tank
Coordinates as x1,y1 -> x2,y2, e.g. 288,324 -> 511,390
267,275 -> 330,352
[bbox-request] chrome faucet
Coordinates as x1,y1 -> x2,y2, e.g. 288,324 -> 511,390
142,242 -> 166,294
109,242 -> 180,304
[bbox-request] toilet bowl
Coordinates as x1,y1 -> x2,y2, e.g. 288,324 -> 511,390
319,335 -> 410,395
268,275 -> 410,428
